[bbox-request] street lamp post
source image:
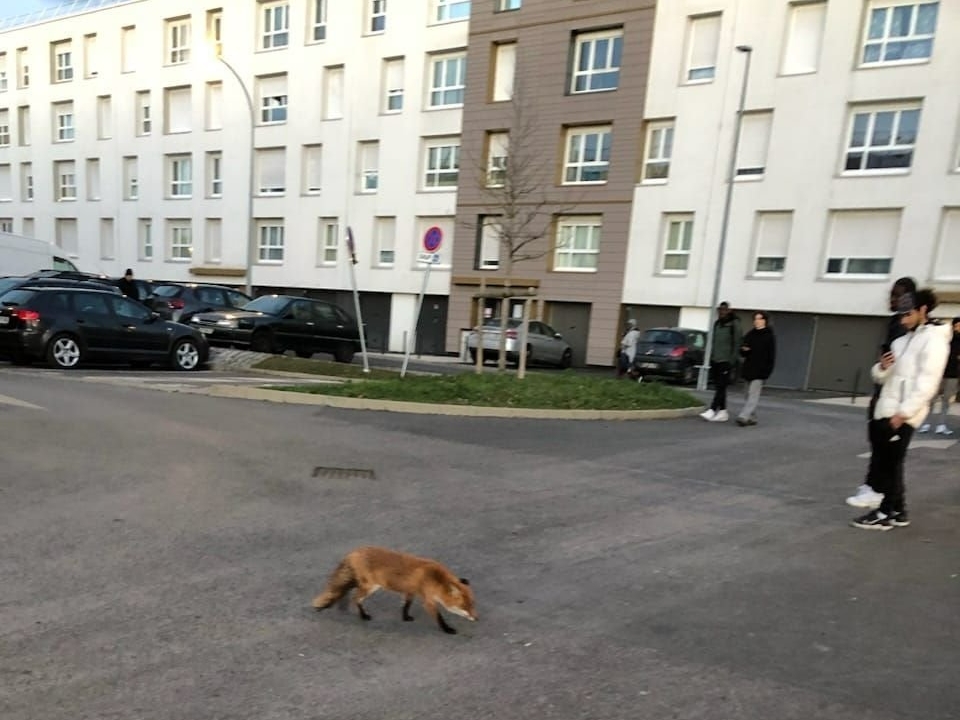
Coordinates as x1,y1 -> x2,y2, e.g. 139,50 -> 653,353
697,45 -> 754,392
217,55 -> 257,298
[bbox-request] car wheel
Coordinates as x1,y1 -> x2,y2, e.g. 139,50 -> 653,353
171,338 -> 201,371
250,330 -> 275,354
46,334 -> 83,369
559,348 -> 573,369
333,342 -> 355,364
295,350 -> 313,359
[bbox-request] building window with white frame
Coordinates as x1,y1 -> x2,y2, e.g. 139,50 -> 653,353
428,53 -> 466,108
121,27 -> 135,73
563,126 -> 611,184
424,138 -> 460,189
323,65 -> 344,119
96,96 -> 112,140
0,218 -> 12,233
205,82 -> 223,130
383,57 -> 404,113
781,1 -> 826,75
318,217 -> 338,265
261,2 -> 290,49
477,216 -> 501,270
165,86 -> 191,134
206,10 -> 222,56
0,109 -> 9,147
169,221 -> 193,260
661,215 -> 694,272
84,34 -> 98,78
844,105 -> 920,173
642,121 -> 674,182
312,0 -> 327,41
492,42 -> 515,101
932,208 -> 960,281
256,147 -> 286,195
0,165 -> 11,201
139,219 -> 153,260
257,74 -> 288,124
684,14 -> 721,82
436,0 -> 470,22
823,209 -> 899,277
570,29 -> 623,93
55,160 -> 76,201
20,162 -> 33,201
123,156 -> 138,200
86,158 -> 101,200
167,155 -> 193,198
17,106 -> 30,146
498,0 -> 521,10
55,218 -> 79,255
751,211 -> 792,275
358,141 -> 379,192
303,145 -> 322,194
861,1 -> 938,66
16,48 -> 29,88
736,111 -> 773,177
555,217 -> 601,271
53,102 -> 74,142
0,53 -> 8,91
99,218 -> 114,260
207,152 -> 222,196
257,220 -> 285,262
165,17 -> 190,65
486,132 -> 509,187
204,218 -> 222,263
370,0 -> 386,33
136,91 -> 151,135
52,41 -> 73,82
375,216 -> 395,266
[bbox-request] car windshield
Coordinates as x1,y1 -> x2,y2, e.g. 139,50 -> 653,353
0,289 -> 36,307
640,330 -> 683,345
482,318 -> 522,328
151,285 -> 182,297
241,296 -> 289,315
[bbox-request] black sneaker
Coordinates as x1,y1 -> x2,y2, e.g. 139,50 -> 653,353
851,510 -> 894,531
888,511 -> 910,527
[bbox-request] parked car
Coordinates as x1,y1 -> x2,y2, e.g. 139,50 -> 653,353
0,286 -> 209,370
631,327 -> 706,384
190,294 -> 361,363
0,275 -> 122,296
145,283 -> 251,324
466,318 -> 573,368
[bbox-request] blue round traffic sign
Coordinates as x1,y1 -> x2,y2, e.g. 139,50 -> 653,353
423,226 -> 443,253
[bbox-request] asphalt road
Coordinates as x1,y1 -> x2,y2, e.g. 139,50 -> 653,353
1,369 -> 957,720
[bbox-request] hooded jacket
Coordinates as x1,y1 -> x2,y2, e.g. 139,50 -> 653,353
872,321 -> 952,427
710,314 -> 742,364
739,326 -> 776,381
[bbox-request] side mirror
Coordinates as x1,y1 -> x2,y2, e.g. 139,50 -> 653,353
284,312 -> 296,320
554,333 -> 563,340
147,311 -> 161,323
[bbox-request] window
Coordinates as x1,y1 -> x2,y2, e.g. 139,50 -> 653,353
207,10 -> 222,56
303,145 -> 322,193
207,152 -> 222,196
55,160 -> 77,201
166,17 -> 190,64
205,218 -> 222,263
642,121 -> 674,182
257,220 -> 285,262
139,219 -> 153,260
751,211 -> 792,274
498,0 -> 521,9
165,86 -> 191,134
424,138 -> 460,189
383,58 -> 404,113
370,0 -> 387,33
824,209 -> 900,276
486,132 -> 509,187
781,2 -> 826,75
52,41 -> 73,82
933,208 -> 960,281
323,66 -> 344,119
359,141 -> 379,192
168,155 -> 193,197
375,216 -> 396,266
100,219 -> 114,260
0,218 -> 12,233
206,82 -> 223,130
136,91 -> 151,135
96,96 -> 112,140
0,53 -> 7,91
169,220 -> 193,260
436,0 -> 470,22
22,218 -> 34,236
861,1 -> 938,65
571,29 -> 623,93
737,111 -> 773,177
0,110 -> 8,147
262,2 -> 290,49
477,216 -> 500,269
123,156 -> 138,199
84,34 -> 98,78
258,74 -> 288,124
86,158 -> 101,201
563,126 -> 611,184
256,148 -> 286,195
53,102 -> 74,142
16,48 -> 29,88
56,218 -> 79,255
492,42 -> 516,101
0,165 -> 10,201
661,215 -> 693,272
121,26 -> 136,73
312,0 -> 327,41
20,163 -> 32,201
555,217 -> 601,272
318,218 -> 338,265
17,106 -> 29,146
428,53 -> 466,108
844,105 -> 920,173
685,14 -> 721,82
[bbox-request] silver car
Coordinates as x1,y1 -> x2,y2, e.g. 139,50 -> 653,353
467,318 -> 573,368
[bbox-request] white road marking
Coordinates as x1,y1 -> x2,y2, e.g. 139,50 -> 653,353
0,393 -> 45,410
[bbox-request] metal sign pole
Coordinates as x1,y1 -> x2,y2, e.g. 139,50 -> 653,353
401,259 -> 431,378
346,226 -> 370,374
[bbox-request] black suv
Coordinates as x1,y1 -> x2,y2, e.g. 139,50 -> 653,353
0,287 -> 209,370
0,275 -> 122,296
145,283 -> 251,324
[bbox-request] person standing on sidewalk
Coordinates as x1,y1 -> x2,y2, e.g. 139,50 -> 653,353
850,289 -> 951,531
736,311 -> 776,426
617,319 -> 641,378
701,302 -> 742,423
918,316 -> 960,435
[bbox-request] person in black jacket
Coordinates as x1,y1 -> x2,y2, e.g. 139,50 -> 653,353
117,268 -> 139,301
919,316 -> 960,435
735,311 -> 776,426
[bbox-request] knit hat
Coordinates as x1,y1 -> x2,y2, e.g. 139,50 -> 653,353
894,292 -> 914,315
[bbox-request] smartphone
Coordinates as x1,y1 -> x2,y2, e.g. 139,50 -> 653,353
880,343 -> 891,353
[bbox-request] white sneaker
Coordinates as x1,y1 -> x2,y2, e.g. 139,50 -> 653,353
699,409 -> 716,421
918,423 -> 931,433
935,424 -> 953,435
710,409 -> 729,422
846,484 -> 884,509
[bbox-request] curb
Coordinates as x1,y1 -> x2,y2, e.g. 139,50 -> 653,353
203,384 -> 703,420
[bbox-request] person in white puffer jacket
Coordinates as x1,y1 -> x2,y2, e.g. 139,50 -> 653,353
850,289 -> 952,531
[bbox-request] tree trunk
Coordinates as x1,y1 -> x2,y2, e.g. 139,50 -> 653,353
517,298 -> 531,380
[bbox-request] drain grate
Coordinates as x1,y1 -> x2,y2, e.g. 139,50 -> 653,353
312,466 -> 376,480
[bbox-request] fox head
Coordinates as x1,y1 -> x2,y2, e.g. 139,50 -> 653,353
441,577 -> 478,621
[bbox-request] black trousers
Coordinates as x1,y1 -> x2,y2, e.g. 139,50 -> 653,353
867,418 -> 913,515
710,362 -> 732,411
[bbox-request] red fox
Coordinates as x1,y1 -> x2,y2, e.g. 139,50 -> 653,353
312,546 -> 477,634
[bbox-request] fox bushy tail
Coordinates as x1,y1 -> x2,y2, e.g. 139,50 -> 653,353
312,559 -> 357,610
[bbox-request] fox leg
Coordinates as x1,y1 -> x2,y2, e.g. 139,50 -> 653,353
402,594 -> 415,621
352,583 -> 380,621
423,598 -> 456,635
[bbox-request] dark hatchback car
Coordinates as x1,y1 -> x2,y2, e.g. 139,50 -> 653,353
0,287 -> 209,370
631,327 -> 707,385
1,275 -> 123,296
191,294 -> 361,363
145,283 -> 252,324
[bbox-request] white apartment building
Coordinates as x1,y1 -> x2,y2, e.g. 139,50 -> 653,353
0,0 -> 471,353
627,0 -> 960,389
